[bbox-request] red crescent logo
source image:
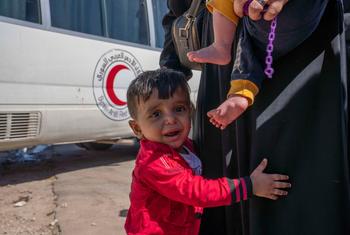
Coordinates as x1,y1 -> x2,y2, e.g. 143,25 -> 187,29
106,64 -> 128,106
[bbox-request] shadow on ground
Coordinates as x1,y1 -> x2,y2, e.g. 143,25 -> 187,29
0,140 -> 139,186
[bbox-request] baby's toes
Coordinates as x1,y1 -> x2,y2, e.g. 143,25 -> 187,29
187,52 -> 195,60
210,118 -> 222,128
207,110 -> 216,118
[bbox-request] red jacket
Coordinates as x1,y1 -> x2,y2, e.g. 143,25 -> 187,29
125,139 -> 252,235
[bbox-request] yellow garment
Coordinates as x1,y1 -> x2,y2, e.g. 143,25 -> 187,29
206,0 -> 239,24
227,80 -> 259,106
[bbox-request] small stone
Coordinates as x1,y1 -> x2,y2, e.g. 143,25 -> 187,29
14,201 -> 26,207
13,195 -> 30,204
50,219 -> 58,226
46,211 -> 54,216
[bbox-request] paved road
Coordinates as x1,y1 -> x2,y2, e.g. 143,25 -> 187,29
0,140 -> 137,235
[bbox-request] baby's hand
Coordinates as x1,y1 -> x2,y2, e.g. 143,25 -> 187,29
250,159 -> 291,200
207,95 -> 248,130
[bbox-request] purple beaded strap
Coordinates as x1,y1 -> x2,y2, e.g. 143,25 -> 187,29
264,17 -> 277,78
243,0 -> 277,78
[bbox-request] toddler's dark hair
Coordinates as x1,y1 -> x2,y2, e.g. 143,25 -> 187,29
127,68 -> 190,119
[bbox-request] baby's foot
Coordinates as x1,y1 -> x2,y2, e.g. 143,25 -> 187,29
207,96 -> 249,129
187,43 -> 231,65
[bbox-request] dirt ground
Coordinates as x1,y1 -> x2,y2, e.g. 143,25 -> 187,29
0,140 -> 137,235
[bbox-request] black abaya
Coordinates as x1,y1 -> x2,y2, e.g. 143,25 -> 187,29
160,1 -> 241,234
160,0 -> 349,234
234,0 -> 350,234
192,12 -> 243,235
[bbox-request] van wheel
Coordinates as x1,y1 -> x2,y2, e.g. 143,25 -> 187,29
76,142 -> 113,151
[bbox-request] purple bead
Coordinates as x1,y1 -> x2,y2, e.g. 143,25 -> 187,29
266,44 -> 274,52
271,18 -> 277,29
264,67 -> 274,78
265,55 -> 273,64
243,0 -> 253,16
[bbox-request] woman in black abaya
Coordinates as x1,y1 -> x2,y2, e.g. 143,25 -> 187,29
231,0 -> 350,234
160,0 -> 350,235
160,1 -> 242,235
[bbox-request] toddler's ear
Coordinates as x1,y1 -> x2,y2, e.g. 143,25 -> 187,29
129,120 -> 143,139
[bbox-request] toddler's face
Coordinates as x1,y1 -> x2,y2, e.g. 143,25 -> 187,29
129,88 -> 191,151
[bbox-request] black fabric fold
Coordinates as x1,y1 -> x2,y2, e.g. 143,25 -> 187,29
160,0 -> 349,235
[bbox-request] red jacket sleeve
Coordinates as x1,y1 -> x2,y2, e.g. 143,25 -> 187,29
137,153 -> 252,208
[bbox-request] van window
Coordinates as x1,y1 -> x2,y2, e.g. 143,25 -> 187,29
50,0 -> 104,37
49,0 -> 150,46
105,0 -> 149,45
152,0 -> 168,48
0,0 -> 41,23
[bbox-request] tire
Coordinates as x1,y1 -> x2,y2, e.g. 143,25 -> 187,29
76,142 -> 114,151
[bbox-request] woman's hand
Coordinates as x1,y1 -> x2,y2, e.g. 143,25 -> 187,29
234,0 -> 289,21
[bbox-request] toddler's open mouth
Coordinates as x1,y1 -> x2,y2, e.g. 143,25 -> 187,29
164,130 -> 180,137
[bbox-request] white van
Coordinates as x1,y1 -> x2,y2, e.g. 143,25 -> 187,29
0,0 -> 200,151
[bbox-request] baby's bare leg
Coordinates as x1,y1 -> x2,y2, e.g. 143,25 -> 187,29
187,10 -> 236,65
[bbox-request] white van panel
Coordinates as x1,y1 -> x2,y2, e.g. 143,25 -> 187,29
0,21 -> 200,151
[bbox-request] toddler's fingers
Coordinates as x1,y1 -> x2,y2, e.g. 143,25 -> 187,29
272,189 -> 288,196
273,182 -> 291,189
271,174 -> 289,181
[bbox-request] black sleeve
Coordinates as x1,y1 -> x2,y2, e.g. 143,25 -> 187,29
344,0 -> 350,12
231,21 -> 265,89
159,0 -> 193,79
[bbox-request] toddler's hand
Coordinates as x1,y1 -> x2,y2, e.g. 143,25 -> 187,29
250,159 -> 291,200
207,95 -> 248,130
